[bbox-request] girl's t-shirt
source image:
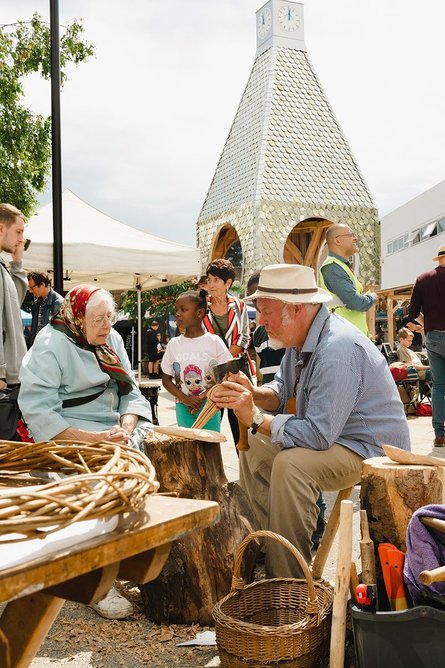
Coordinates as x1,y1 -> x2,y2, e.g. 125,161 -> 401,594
161,333 -> 232,400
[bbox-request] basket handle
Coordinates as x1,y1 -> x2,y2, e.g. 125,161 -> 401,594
231,530 -> 320,615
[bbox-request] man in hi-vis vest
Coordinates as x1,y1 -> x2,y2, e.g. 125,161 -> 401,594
319,224 -> 377,336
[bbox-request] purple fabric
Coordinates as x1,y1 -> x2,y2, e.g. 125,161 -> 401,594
404,504 -> 445,605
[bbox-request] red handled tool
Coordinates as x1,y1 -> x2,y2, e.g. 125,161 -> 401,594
356,583 -> 377,612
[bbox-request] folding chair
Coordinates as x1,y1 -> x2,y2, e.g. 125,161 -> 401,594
396,378 -> 420,415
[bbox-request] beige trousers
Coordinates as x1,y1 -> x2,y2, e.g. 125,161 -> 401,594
239,432 -> 363,578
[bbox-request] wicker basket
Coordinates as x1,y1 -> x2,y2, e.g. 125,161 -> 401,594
213,530 -> 333,668
0,439 -> 159,540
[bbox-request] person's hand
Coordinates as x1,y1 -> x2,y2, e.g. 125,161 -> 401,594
225,370 -> 254,393
11,239 -> 24,263
120,413 -> 138,435
368,292 -> 378,301
100,426 -> 130,444
211,380 -> 256,427
229,344 -> 243,357
183,394 -> 204,414
0,379 -> 7,390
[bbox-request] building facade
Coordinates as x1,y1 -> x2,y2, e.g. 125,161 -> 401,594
381,178 -> 445,290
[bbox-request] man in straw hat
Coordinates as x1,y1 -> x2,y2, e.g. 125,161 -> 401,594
212,264 -> 410,577
409,245 -> 445,446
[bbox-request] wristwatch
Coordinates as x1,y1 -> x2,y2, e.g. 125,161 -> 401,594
250,411 -> 265,435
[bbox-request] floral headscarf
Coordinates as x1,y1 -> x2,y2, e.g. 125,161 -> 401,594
51,284 -> 133,395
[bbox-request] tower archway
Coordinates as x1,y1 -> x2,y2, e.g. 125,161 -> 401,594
283,218 -> 334,271
210,224 -> 243,279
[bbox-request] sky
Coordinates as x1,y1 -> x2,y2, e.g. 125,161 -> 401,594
3,0 -> 445,246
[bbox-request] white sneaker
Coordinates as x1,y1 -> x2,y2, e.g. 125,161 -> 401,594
90,585 -> 134,619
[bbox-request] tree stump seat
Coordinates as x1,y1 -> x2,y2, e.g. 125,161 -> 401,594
140,432 -> 258,625
360,455 -> 445,551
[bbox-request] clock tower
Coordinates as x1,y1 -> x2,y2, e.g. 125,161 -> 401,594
256,1 -> 306,55
196,2 -> 379,288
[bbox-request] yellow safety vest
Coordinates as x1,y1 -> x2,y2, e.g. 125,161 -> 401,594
319,256 -> 369,336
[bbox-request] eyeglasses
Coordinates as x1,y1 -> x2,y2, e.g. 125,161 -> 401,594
335,233 -> 357,239
91,313 -> 118,327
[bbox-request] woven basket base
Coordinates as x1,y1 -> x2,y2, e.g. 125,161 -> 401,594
218,638 -> 330,668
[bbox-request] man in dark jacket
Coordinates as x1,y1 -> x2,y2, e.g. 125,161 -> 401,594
27,272 -> 63,346
409,245 -> 445,446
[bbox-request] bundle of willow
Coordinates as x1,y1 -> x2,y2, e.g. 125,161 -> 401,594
191,384 -> 221,430
0,439 -> 159,540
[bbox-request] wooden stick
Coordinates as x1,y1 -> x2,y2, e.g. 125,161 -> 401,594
191,400 -> 219,429
419,565 -> 445,586
330,499 -> 353,668
360,510 -> 376,584
191,386 -> 220,430
236,424 -> 249,451
350,561 -> 359,604
312,487 -> 353,579
420,516 -> 445,534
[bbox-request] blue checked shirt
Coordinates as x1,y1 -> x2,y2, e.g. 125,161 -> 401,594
265,306 -> 411,458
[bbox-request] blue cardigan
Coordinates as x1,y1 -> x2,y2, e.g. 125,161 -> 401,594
19,326 -> 152,441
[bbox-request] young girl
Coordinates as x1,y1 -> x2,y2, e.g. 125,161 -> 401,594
161,290 -> 232,431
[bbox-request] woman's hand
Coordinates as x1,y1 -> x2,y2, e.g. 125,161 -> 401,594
54,426 -> 130,444
229,344 -> 243,357
102,426 -> 131,444
120,413 -> 138,435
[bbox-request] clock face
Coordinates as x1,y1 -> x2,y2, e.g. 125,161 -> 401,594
278,5 -> 301,32
257,6 -> 272,39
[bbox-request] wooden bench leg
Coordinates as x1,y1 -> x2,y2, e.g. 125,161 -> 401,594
0,592 -> 64,668
312,487 -> 353,579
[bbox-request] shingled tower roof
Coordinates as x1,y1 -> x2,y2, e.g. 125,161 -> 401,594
197,1 -> 379,286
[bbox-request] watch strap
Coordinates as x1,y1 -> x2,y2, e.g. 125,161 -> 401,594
250,411 -> 264,435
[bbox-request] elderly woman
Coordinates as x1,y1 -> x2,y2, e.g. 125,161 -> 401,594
19,284 -> 153,620
203,258 -> 251,445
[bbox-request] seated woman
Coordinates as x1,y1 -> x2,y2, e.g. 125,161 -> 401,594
19,284 -> 153,620
397,327 -> 431,381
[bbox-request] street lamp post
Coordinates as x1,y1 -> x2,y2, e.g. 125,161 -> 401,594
49,0 -> 63,294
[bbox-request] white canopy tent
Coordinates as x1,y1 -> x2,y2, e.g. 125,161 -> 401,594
23,189 -> 201,379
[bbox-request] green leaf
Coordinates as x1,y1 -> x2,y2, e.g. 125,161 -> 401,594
0,14 -> 94,215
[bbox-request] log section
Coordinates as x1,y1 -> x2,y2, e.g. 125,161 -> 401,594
360,456 -> 445,552
140,432 -> 258,625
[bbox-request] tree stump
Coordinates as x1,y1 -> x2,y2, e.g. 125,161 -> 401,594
360,456 -> 445,551
139,432 -> 258,625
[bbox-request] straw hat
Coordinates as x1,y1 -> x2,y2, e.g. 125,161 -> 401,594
433,245 -> 445,262
244,264 -> 332,304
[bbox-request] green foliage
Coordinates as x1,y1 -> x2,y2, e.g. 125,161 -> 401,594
225,240 -> 243,268
0,13 -> 95,216
121,281 -> 195,325
230,280 -> 243,296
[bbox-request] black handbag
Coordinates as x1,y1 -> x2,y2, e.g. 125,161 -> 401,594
0,385 -> 22,441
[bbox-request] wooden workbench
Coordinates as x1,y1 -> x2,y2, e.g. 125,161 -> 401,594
0,495 -> 219,668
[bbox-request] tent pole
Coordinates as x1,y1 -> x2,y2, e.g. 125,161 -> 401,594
137,284 -> 142,384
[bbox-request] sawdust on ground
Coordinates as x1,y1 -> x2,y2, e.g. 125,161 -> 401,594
31,582 -> 220,667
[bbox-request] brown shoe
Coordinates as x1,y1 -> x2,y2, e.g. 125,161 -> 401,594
433,436 -> 445,446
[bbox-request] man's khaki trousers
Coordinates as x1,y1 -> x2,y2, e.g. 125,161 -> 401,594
239,432 -> 363,578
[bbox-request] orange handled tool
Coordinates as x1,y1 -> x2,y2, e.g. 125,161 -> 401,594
388,548 -> 408,610
378,543 -> 408,611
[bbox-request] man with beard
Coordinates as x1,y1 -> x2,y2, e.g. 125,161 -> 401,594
0,204 -> 27,396
211,264 -> 410,578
